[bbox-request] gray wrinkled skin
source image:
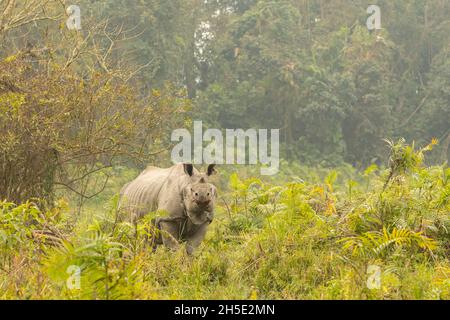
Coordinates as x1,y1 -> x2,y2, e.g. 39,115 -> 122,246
118,163 -> 217,254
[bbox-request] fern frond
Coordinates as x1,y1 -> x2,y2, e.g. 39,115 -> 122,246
340,227 -> 437,257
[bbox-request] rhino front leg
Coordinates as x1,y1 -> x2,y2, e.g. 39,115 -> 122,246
158,220 -> 181,251
185,223 -> 208,255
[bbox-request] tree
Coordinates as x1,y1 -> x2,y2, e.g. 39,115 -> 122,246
0,1 -> 191,203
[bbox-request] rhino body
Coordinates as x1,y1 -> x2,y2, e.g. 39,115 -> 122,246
119,163 -> 217,254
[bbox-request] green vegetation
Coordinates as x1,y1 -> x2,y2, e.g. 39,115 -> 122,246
0,1 -> 448,300
1,140 -> 448,299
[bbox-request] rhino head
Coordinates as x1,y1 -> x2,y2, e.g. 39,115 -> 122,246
182,163 -> 217,225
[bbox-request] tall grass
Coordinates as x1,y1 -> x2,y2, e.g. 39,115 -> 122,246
0,140 -> 449,299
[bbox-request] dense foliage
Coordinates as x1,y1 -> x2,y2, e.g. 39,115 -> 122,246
0,0 -> 448,300
2,1 -> 449,174
0,141 -> 448,299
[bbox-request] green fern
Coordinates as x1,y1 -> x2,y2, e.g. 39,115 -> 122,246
340,227 -> 437,258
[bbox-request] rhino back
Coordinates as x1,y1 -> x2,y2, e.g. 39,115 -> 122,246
119,164 -> 194,219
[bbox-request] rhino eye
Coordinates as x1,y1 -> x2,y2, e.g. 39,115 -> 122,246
207,192 -> 210,196
195,192 -> 198,196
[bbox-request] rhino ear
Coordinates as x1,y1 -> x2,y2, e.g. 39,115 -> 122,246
183,163 -> 194,176
207,164 -> 216,176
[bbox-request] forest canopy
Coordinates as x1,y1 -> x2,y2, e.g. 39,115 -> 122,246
1,0 -> 449,177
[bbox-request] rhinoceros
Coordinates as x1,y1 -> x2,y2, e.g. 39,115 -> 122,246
118,163 -> 217,254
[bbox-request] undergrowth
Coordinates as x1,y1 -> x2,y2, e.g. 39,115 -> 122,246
0,140 -> 449,299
